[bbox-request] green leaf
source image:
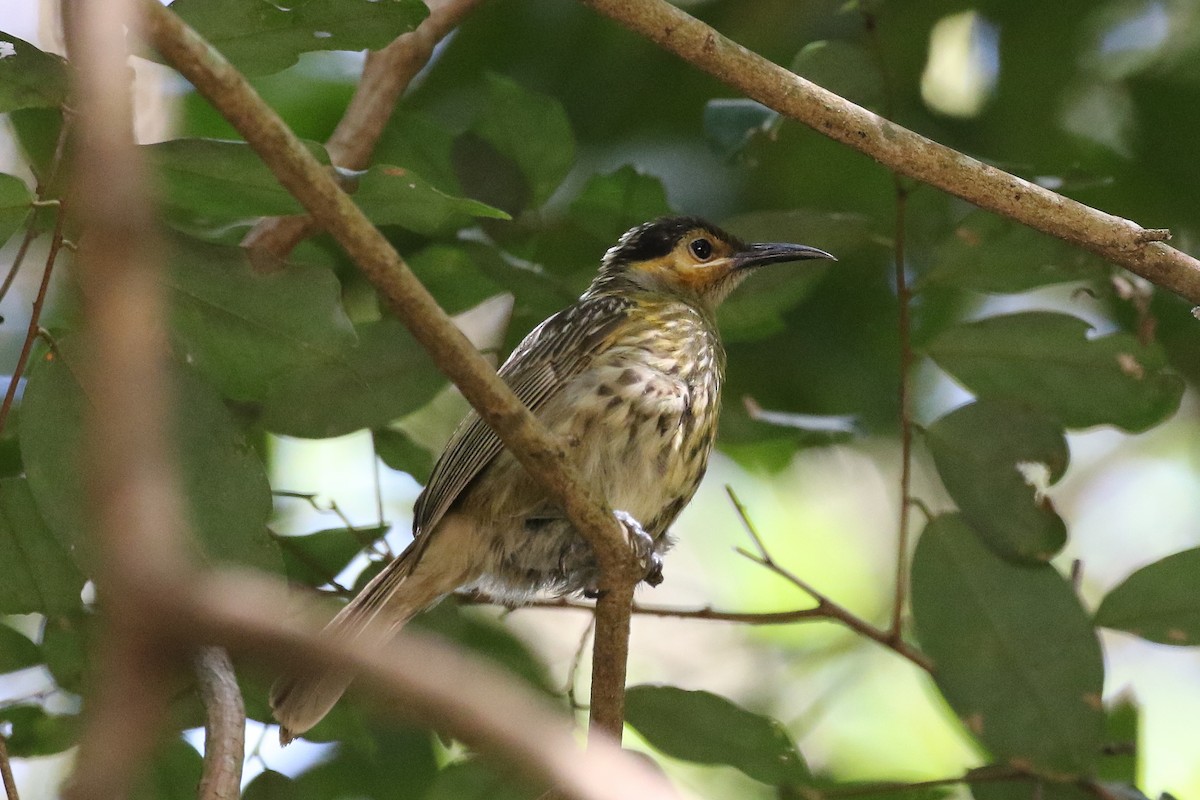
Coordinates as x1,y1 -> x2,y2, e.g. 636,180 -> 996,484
926,312 -> 1184,432
568,166 -> 672,243
243,770 -> 296,800
471,73 -> 575,207
791,41 -> 885,112
925,399 -> 1069,562
912,514 -> 1104,777
0,173 -> 31,249
275,524 -> 388,588
8,108 -> 65,191
41,613 -> 92,695
0,706 -> 79,756
1099,697 -> 1139,784
624,685 -> 810,787
146,138 -> 327,222
20,338 -> 281,574
165,0 -> 430,77
373,110 -> 463,195
923,212 -> 1108,293
703,99 -> 780,160
260,317 -> 447,438
373,427 -> 435,484
0,32 -> 68,113
0,623 -> 41,674
351,163 -> 509,235
425,759 -> 539,800
0,478 -> 85,615
292,725 -> 438,798
165,232 -> 358,402
1095,548 -> 1200,645
130,737 -> 204,800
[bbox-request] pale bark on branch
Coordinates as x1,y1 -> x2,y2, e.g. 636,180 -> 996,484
578,0 -> 1200,305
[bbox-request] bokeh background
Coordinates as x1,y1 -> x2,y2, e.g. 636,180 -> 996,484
1,0 -> 1198,797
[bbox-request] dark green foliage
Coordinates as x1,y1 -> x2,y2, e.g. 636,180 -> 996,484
0,1 -> 1195,797
1096,548 -> 1200,646
625,685 -> 810,787
912,515 -> 1104,777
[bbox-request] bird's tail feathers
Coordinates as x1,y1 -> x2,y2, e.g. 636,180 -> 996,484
269,516 -> 479,744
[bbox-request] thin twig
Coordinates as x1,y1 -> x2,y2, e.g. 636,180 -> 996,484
141,0 -> 643,744
575,0 -> 1200,304
564,616 -> 596,711
241,0 -> 488,265
725,488 -> 933,672
0,199 -> 68,437
0,115 -> 72,306
458,593 -> 833,625
0,731 -> 19,800
860,6 -> 917,638
195,648 -> 245,800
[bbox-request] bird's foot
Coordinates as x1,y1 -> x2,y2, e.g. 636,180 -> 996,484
614,509 -> 664,587
581,511 -> 663,598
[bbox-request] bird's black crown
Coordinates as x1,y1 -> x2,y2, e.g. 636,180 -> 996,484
602,216 -> 742,268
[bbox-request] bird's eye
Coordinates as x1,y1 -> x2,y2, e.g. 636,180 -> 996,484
689,237 -> 714,260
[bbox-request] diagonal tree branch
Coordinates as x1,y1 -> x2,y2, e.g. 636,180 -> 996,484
139,0 -> 643,741
242,0 -> 488,264
575,0 -> 1200,305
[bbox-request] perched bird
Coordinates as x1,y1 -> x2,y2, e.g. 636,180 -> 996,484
270,216 -> 834,741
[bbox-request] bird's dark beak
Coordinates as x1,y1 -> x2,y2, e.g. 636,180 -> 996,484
732,242 -> 836,270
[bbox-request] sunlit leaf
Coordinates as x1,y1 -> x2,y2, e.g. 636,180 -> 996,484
1095,548 -> 1200,646
926,399 -> 1068,562
927,312 -> 1184,431
0,478 -> 84,615
165,232 -> 358,402
625,685 -> 810,787
0,32 -> 68,113
912,514 -> 1104,776
164,0 -> 429,77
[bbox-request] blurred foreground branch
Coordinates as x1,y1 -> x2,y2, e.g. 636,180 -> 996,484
141,0 -> 643,742
242,0 -> 488,264
577,0 -> 1200,305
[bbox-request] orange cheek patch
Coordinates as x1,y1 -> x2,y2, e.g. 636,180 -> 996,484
633,257 -> 733,291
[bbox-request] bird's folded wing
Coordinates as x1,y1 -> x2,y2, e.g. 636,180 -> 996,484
411,294 -> 634,539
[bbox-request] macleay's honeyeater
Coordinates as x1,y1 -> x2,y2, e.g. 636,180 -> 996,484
271,216 -> 835,741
